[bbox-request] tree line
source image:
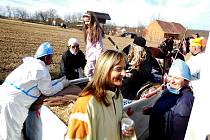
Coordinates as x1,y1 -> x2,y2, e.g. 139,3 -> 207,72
0,5 -> 145,36
0,5 -> 83,25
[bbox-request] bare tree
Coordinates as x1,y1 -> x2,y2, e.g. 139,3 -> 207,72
16,8 -> 28,19
137,20 -> 144,28
36,10 -> 48,22
12,7 -> 28,19
33,9 -> 60,22
6,5 -> 12,18
47,8 -> 59,18
64,12 -> 82,24
104,22 -> 117,35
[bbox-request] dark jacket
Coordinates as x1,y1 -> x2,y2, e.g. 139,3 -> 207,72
160,38 -> 174,54
121,47 -> 153,100
148,86 -> 194,140
60,49 -> 86,80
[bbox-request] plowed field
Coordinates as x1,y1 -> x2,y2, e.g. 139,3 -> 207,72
0,18 -> 133,82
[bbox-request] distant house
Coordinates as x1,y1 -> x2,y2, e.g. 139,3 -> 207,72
47,18 -> 64,26
145,20 -> 186,43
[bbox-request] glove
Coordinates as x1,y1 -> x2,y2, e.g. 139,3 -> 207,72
60,77 -> 70,88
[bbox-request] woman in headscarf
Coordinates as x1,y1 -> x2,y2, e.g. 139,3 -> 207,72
142,59 -> 194,140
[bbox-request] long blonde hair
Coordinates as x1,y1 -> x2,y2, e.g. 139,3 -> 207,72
80,50 -> 126,106
83,11 -> 104,44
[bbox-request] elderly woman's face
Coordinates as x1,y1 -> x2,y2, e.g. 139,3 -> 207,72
109,60 -> 126,87
167,75 -> 186,89
69,44 -> 79,54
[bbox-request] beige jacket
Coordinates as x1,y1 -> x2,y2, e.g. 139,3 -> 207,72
65,90 -> 137,140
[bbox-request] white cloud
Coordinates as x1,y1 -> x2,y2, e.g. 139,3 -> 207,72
0,0 -> 209,30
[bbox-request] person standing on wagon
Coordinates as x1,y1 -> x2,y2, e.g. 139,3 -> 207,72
82,11 -> 104,81
0,42 -> 70,140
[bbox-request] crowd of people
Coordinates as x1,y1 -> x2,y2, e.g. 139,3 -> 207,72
0,10 -> 209,140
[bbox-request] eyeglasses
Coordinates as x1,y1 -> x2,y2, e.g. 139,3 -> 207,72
71,45 -> 79,49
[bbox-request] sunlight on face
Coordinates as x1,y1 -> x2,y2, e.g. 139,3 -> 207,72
109,60 -> 126,87
69,44 -> 79,54
83,16 -> 90,25
167,75 -> 185,89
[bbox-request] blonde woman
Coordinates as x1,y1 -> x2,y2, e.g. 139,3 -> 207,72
83,11 -> 104,80
65,50 -> 136,140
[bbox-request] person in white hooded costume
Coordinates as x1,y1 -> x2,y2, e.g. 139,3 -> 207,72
184,34 -> 210,140
0,42 -> 69,140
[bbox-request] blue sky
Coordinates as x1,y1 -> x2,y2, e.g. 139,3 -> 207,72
0,0 -> 210,30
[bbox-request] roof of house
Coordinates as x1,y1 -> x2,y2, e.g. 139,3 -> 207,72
87,11 -> 111,20
156,20 -> 186,34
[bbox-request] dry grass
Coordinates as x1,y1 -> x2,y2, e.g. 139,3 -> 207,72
0,18 -> 134,82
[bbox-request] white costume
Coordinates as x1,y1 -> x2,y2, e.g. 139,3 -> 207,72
185,34 -> 210,140
0,42 -> 68,140
186,53 -> 204,96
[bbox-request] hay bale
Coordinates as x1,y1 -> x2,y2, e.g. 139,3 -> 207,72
30,84 -> 82,125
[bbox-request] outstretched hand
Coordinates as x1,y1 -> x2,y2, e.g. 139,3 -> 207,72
60,76 -> 70,88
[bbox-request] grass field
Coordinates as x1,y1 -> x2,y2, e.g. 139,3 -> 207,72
0,18 -> 136,82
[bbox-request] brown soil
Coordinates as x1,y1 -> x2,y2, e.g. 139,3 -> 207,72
0,18 -> 134,81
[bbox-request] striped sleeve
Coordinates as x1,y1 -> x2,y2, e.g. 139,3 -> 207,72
65,95 -> 92,140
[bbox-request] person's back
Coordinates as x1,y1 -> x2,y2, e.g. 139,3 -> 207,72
1,57 -> 49,107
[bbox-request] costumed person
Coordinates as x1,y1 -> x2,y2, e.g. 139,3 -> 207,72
142,59 -> 194,140
121,36 -> 154,100
82,11 -> 104,81
65,50 -> 136,140
186,37 -> 205,96
184,35 -> 210,140
60,38 -> 86,80
0,42 -> 70,140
